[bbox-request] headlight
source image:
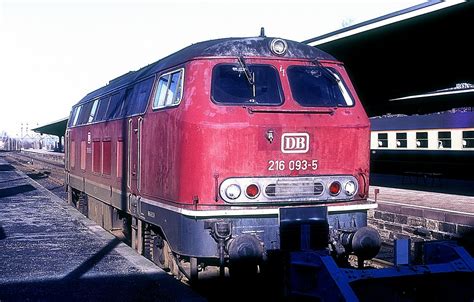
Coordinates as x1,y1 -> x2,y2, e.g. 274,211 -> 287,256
344,181 -> 357,196
270,39 -> 288,56
225,184 -> 241,200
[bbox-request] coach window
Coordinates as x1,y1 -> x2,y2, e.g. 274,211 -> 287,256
287,66 -> 354,107
462,131 -> 474,148
212,64 -> 283,105
396,133 -> 407,148
416,132 -> 428,148
152,69 -> 184,109
438,131 -> 451,149
377,133 -> 388,148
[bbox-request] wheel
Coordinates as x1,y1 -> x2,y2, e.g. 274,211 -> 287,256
152,234 -> 171,271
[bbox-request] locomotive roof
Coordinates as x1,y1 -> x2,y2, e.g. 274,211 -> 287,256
76,37 -> 336,105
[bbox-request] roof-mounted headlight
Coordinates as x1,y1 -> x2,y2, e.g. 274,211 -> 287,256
270,39 -> 288,56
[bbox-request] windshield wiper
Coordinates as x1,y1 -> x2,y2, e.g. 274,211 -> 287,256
311,59 -> 340,84
238,56 -> 256,99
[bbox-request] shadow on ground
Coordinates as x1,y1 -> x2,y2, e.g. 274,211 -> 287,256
0,273 -> 166,302
0,164 -> 15,171
0,237 -> 198,302
0,184 -> 36,198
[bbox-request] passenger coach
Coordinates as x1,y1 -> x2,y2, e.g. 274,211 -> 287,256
370,111 -> 474,179
66,35 -> 378,279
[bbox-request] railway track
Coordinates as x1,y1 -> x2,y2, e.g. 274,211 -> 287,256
2,151 -> 66,200
4,151 -> 64,184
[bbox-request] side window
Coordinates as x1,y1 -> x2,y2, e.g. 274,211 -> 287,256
462,131 -> 474,149
377,133 -> 388,148
88,99 -> 99,123
396,133 -> 407,148
106,92 -> 124,119
152,69 -> 184,109
438,131 -> 451,149
94,96 -> 110,122
78,102 -> 93,125
127,78 -> 154,116
416,132 -> 428,148
71,106 -> 82,126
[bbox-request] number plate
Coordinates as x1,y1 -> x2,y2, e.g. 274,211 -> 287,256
267,159 -> 318,171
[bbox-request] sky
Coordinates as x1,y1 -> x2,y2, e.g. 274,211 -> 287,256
0,0 -> 422,137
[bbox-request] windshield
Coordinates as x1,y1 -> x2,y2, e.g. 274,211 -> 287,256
287,66 -> 354,107
211,64 -> 283,105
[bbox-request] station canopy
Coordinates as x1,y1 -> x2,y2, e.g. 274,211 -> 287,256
37,1 -> 473,135
303,1 -> 474,116
32,117 -> 68,137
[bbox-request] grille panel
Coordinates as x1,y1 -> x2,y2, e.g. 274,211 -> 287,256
265,180 -> 324,198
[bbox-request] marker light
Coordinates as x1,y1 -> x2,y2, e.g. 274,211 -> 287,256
225,184 -> 241,200
245,184 -> 260,199
270,39 -> 288,56
344,181 -> 357,196
329,181 -> 341,196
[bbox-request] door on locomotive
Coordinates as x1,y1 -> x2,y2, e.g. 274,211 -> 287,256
127,116 -> 143,195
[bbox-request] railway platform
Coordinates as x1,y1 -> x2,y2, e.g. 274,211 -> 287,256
368,175 -> 474,249
0,156 -> 204,302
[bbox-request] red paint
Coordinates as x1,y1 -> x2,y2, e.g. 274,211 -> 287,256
68,57 -> 370,209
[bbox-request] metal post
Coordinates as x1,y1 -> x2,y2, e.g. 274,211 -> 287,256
394,239 -> 410,265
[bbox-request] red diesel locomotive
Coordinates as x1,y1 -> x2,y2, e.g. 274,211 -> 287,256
66,35 -> 378,278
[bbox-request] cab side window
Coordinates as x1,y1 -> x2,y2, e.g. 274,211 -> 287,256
152,69 -> 184,109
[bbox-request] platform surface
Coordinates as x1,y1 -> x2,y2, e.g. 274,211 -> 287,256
369,177 -> 474,228
369,185 -> 474,215
0,156 -> 204,301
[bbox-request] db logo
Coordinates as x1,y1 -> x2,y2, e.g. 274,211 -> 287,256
281,133 -> 310,153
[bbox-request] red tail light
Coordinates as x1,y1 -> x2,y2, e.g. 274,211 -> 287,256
245,184 -> 260,198
329,181 -> 341,196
